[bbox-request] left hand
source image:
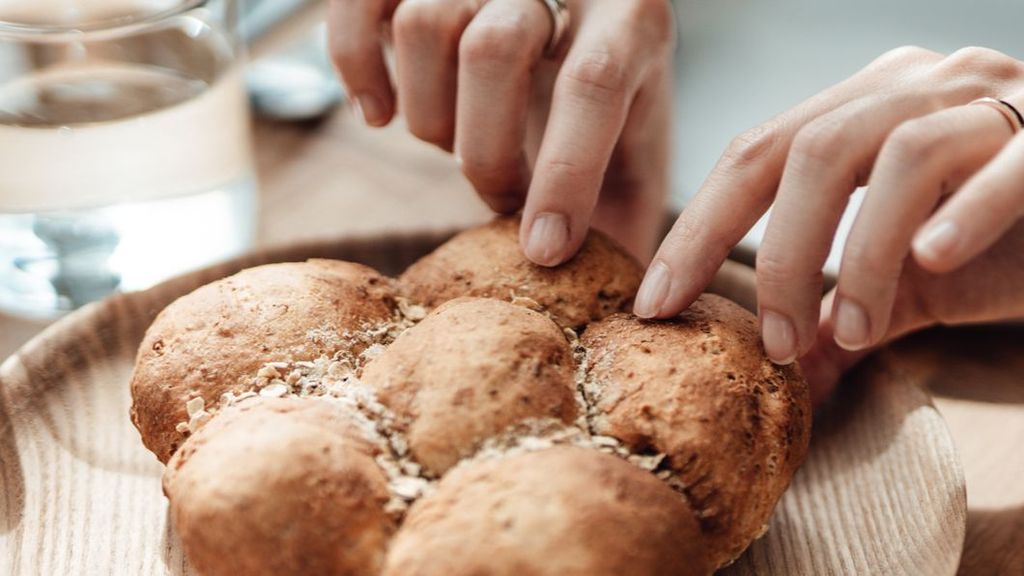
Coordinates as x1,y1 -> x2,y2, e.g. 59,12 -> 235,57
327,0 -> 677,263
631,46 -> 1024,397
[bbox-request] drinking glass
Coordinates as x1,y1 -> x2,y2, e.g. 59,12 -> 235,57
0,0 -> 257,318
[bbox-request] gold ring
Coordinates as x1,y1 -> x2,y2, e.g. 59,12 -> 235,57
970,97 -> 1024,134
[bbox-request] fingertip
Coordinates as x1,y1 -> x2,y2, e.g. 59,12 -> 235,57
761,309 -> 798,365
351,93 -> 394,127
633,260 -> 672,319
481,192 -> 526,216
911,220 -> 964,273
831,297 -> 870,351
457,155 -> 529,215
521,212 -> 573,267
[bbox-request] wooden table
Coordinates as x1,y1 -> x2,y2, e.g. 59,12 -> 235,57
2,10 -> 1022,573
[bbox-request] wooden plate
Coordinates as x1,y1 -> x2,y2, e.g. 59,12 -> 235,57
0,233 -> 966,575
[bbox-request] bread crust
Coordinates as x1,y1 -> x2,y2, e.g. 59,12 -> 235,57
130,260 -> 396,463
129,221 -> 813,575
361,297 -> 577,476
164,398 -> 392,576
398,217 -> 643,328
383,446 -> 710,576
581,294 -> 812,568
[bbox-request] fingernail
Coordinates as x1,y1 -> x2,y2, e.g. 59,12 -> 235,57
833,297 -> 871,351
524,213 -> 570,267
352,93 -> 386,126
634,261 -> 671,319
761,310 -> 797,365
913,220 -> 959,262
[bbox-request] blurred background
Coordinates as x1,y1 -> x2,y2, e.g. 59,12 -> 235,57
674,0 -> 1023,271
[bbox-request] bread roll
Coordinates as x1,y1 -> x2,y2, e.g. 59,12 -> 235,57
164,398 -> 392,576
581,294 -> 812,568
383,446 -> 710,576
131,259 -> 396,462
361,297 -> 577,475
399,217 -> 642,328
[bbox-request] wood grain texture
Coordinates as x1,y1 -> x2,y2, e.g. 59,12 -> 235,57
887,326 -> 1024,576
0,238 -> 966,576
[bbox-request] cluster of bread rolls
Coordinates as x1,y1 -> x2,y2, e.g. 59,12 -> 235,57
130,217 -> 811,576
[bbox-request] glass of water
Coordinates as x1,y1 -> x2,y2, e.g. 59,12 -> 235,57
0,0 -> 257,318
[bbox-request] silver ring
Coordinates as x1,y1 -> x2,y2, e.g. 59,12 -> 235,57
537,0 -> 570,58
969,97 -> 1024,134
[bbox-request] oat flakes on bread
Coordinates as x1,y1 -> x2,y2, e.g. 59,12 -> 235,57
581,294 -> 812,568
130,259 -> 396,462
164,398 -> 392,576
361,297 -> 578,476
383,446 -> 710,576
398,216 -> 643,328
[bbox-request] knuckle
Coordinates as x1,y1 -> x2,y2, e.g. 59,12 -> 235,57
789,119 -> 850,166
841,242 -> 901,283
874,45 -> 939,67
392,0 -> 461,40
721,124 -> 781,167
459,17 -> 533,69
662,214 -> 730,271
883,119 -> 944,165
662,215 -> 702,254
627,0 -> 676,49
561,51 -> 630,107
755,250 -> 799,290
941,46 -> 1023,81
537,156 -> 594,184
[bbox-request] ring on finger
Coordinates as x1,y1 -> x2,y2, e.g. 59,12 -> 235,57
535,0 -> 570,58
969,97 -> 1024,134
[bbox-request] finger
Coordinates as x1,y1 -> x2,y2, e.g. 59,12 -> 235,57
392,0 -> 481,149
833,104 -> 1014,351
637,46 -> 945,320
799,291 -> 870,407
454,0 -> 551,213
591,61 -> 674,262
520,0 -> 674,266
756,93 -> 951,364
913,99 -> 1024,272
328,0 -> 399,126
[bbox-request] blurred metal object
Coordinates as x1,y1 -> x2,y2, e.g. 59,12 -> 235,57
240,0 -> 318,43
246,22 -> 345,121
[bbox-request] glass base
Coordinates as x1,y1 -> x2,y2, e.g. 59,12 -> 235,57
0,177 -> 257,319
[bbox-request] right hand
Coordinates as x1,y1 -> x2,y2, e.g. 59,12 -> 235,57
632,46 -> 1024,391
327,0 -> 676,264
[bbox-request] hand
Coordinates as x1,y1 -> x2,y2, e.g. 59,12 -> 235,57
802,222 -> 1024,404
633,46 -> 1024,391
328,0 -> 676,263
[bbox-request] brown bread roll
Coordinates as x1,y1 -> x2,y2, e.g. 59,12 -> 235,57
130,259 -> 396,462
128,219 -> 814,576
398,216 -> 643,328
361,297 -> 577,476
163,398 -> 392,576
581,294 -> 812,568
383,446 -> 710,576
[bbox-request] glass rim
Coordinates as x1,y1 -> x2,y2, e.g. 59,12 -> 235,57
0,0 -> 207,39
